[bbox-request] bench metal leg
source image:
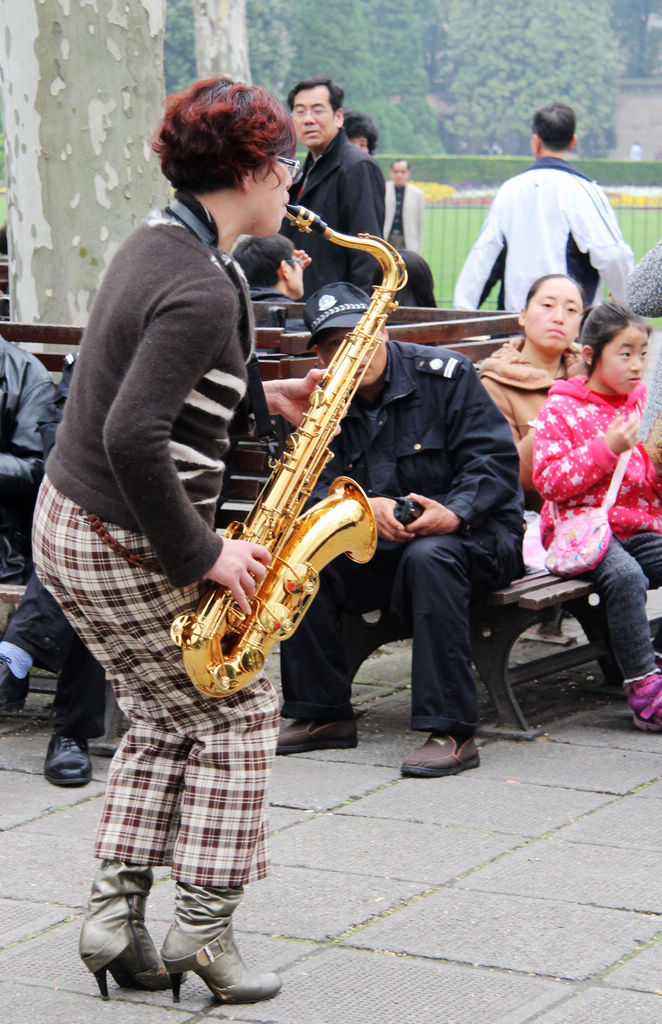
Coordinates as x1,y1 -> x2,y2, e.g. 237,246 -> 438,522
470,604 -> 546,739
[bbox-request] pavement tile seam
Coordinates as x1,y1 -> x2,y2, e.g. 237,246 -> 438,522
269,837 -> 532,887
336,935 -> 615,986
0,979 -> 202,1019
330,807 -> 553,850
0,908 -> 81,953
514,983 -> 650,1022
342,804 -> 624,842
338,893 -> 662,985
544,731 -> 662,754
0,786 -> 105,833
270,776 -> 401,818
597,929 -> 662,986
525,831 -> 662,859
269,884 -> 441,947
452,875 -> 662,918
331,793 -> 624,842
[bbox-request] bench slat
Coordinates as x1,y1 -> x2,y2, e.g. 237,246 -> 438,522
518,580 -> 594,610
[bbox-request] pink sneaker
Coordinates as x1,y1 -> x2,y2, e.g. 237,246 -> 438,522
625,671 -> 662,732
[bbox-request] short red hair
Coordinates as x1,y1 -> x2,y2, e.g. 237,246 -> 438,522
153,77 -> 296,192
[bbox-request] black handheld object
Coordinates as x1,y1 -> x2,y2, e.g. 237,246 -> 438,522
393,497 -> 424,525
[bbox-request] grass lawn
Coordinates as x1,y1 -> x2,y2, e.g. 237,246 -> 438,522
423,203 -> 662,308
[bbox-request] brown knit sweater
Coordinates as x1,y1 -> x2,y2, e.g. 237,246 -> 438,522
47,206 -> 253,586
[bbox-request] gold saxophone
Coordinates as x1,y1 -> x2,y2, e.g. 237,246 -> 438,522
170,205 -> 407,697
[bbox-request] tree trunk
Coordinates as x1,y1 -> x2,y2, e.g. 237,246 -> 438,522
0,0 -> 169,324
193,0 -> 251,83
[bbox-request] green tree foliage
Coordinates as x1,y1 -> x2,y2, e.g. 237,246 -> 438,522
245,0 -> 295,98
364,0 -> 438,152
609,0 -> 662,77
446,0 -> 620,156
247,0 -> 440,152
287,0 -> 380,109
164,0 -> 195,95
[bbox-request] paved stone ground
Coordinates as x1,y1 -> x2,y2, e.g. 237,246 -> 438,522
2,626 -> 662,1024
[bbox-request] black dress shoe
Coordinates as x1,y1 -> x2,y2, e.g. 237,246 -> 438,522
0,657 -> 29,712
44,734 -> 92,787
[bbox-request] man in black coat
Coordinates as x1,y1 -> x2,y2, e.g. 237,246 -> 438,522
277,283 -> 525,777
280,77 -> 385,298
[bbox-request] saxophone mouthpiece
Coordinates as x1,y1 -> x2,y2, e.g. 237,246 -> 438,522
285,205 -> 330,236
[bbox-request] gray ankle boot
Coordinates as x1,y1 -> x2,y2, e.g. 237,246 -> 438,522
161,882 -> 281,1004
79,860 -> 171,999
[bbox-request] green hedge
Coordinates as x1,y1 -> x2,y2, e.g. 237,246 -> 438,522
374,155 -> 662,188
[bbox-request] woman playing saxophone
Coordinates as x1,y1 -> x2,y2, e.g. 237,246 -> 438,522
31,77 -> 318,1006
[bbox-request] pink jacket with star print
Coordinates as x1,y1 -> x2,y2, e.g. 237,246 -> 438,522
532,376 -> 662,548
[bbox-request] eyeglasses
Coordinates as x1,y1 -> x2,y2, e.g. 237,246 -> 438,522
277,156 -> 301,178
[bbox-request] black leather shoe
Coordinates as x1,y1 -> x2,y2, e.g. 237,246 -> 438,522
44,734 -> 92,787
276,718 -> 358,754
0,657 -> 29,712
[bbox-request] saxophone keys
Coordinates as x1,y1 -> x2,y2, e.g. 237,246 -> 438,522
259,602 -> 293,635
283,563 -> 317,596
170,613 -> 203,649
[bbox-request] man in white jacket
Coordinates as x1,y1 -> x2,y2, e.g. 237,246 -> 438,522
384,159 -> 425,254
454,103 -> 633,312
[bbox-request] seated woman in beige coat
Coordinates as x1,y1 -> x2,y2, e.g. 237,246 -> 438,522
479,274 -> 584,509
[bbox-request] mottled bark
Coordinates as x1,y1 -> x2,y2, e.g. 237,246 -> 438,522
0,0 -> 169,324
193,0 -> 251,83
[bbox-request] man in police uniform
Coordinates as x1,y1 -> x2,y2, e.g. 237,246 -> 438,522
277,282 -> 524,777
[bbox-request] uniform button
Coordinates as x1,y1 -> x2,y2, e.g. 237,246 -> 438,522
429,358 -> 443,370
413,443 -> 421,450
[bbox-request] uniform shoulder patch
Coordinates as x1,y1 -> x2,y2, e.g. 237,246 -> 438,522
417,354 -> 461,378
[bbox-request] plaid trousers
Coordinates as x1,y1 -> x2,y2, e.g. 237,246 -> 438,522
32,479 -> 280,887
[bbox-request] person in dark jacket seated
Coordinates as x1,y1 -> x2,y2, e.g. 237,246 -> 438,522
0,335 -> 54,586
280,77 -> 385,297
233,234 -> 308,304
277,283 -> 525,777
0,354 -> 108,786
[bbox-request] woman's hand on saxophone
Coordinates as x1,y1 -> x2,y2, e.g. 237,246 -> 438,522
263,368 -> 325,426
204,539 -> 271,614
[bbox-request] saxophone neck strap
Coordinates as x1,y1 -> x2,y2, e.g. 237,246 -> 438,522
170,197 -> 217,246
170,198 -> 278,455
247,354 -> 277,447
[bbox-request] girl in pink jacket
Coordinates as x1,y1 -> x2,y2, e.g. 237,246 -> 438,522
533,303 -> 662,731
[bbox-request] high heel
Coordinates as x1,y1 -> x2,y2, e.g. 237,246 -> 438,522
161,883 -> 281,1004
170,971 -> 183,1003
93,967 -> 110,1000
80,860 -> 171,998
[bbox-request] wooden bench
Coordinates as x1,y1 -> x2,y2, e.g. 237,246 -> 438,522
0,309 -> 635,739
338,572 -> 634,740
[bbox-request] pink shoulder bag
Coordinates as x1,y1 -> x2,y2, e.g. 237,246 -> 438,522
544,450 -> 631,578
